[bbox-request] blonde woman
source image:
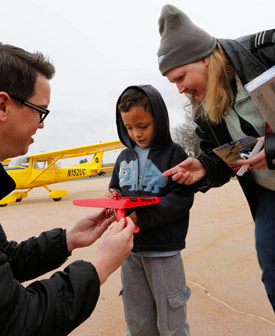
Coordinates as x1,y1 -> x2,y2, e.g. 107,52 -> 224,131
157,4 -> 275,312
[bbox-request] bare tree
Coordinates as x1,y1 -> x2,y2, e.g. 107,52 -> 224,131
171,105 -> 200,157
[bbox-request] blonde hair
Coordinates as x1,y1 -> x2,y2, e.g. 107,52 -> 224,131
188,42 -> 235,123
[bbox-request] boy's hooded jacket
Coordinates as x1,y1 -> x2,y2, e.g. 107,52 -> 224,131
110,84 -> 194,252
0,164 -> 100,335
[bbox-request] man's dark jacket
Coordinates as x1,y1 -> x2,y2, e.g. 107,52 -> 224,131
0,164 -> 100,335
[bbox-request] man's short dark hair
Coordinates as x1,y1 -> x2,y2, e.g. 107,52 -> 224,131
0,43 -> 55,100
118,88 -> 152,113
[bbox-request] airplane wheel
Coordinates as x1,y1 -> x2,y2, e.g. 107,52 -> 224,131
0,204 -> 7,207
53,197 -> 62,202
16,198 -> 22,202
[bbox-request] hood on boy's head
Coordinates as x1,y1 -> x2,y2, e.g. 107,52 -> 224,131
116,84 -> 172,149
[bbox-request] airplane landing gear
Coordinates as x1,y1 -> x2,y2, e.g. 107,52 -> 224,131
53,197 -> 62,201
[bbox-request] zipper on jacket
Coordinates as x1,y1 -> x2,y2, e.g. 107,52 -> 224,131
138,158 -> 148,191
137,148 -> 152,192
132,149 -> 139,195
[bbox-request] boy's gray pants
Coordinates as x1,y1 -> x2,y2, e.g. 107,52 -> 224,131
121,253 -> 191,336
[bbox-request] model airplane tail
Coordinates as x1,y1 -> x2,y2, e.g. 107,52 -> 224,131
73,193 -> 161,234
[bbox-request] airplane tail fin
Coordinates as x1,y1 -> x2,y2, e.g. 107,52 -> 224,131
81,152 -> 104,173
91,152 -> 104,170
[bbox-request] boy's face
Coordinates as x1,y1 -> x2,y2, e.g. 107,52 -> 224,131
121,106 -> 154,148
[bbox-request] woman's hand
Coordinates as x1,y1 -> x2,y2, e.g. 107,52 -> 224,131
237,148 -> 267,170
237,137 -> 267,171
163,157 -> 206,185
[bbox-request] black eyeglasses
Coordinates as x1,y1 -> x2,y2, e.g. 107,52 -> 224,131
9,95 -> 50,123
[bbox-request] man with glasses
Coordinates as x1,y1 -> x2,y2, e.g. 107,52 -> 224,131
9,95 -> 50,123
0,42 -> 135,335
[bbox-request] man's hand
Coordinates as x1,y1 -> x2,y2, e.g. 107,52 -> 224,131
91,217 -> 135,284
163,157 -> 206,185
66,209 -> 115,252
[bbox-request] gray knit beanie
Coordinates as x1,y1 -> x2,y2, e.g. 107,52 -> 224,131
157,4 -> 217,75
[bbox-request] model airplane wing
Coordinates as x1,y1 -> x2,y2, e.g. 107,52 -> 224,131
73,195 -> 160,234
121,196 -> 160,208
73,198 -> 130,209
73,196 -> 160,209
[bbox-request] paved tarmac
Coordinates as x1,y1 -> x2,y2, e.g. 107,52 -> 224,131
1,177 -> 274,335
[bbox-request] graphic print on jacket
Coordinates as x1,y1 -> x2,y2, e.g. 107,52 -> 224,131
119,159 -> 167,193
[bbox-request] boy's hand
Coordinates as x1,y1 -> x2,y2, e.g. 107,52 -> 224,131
129,211 -> 137,225
105,188 -> 120,198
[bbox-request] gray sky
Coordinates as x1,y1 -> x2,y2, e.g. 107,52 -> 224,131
1,0 -> 274,161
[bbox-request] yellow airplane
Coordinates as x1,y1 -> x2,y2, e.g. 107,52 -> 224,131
0,140 -> 123,206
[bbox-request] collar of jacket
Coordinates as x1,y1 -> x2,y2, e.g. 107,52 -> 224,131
0,163 -> 16,200
218,38 -> 268,85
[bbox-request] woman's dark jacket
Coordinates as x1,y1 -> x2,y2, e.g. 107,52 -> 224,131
110,85 -> 194,252
0,164 -> 100,335
194,29 -> 275,217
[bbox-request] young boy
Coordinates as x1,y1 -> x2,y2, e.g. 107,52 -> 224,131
109,85 -> 194,336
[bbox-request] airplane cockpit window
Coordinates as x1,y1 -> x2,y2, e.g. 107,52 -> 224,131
34,161 -> 48,169
9,156 -> 29,167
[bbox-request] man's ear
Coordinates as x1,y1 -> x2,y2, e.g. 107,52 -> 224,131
0,92 -> 9,121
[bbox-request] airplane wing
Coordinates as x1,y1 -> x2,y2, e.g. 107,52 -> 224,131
28,140 -> 124,161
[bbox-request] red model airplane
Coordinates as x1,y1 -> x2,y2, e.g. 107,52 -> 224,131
73,192 -> 160,233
